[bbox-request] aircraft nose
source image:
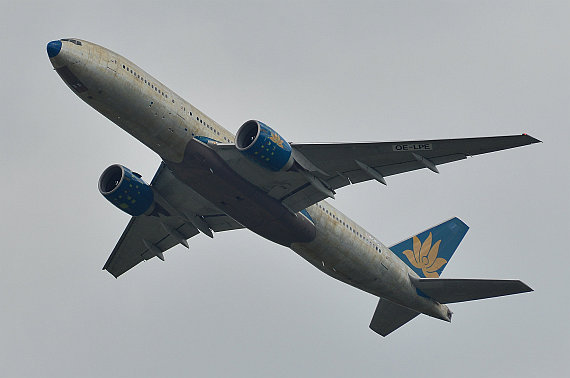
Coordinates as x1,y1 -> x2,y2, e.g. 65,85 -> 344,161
47,40 -> 62,58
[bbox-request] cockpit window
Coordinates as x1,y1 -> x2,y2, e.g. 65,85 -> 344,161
61,39 -> 82,46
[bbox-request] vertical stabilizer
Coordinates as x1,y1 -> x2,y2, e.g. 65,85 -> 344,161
390,217 -> 469,278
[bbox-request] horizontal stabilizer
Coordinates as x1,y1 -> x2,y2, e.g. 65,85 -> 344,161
369,298 -> 420,337
410,276 -> 533,304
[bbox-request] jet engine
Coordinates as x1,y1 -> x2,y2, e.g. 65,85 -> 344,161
98,164 -> 155,216
235,120 -> 294,171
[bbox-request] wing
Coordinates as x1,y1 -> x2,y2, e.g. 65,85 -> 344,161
103,163 -> 243,278
214,134 -> 540,213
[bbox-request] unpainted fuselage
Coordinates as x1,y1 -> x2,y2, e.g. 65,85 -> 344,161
48,39 -> 451,321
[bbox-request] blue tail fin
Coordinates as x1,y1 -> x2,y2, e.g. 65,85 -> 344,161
389,217 -> 469,278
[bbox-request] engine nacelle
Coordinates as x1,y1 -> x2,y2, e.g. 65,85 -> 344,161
98,164 -> 154,216
235,120 -> 294,171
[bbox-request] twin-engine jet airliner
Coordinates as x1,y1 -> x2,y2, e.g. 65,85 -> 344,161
47,39 -> 539,336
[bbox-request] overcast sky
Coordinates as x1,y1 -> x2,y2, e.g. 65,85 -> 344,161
1,1 -> 568,377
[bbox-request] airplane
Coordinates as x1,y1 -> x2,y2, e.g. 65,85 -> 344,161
47,38 -> 539,336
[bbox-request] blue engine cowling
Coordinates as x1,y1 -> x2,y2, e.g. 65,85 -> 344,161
98,164 -> 154,216
235,120 -> 294,171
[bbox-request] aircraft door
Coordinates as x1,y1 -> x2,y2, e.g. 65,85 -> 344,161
106,56 -> 118,72
177,104 -> 187,120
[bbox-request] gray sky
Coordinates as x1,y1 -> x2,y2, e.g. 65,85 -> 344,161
2,1 -> 568,377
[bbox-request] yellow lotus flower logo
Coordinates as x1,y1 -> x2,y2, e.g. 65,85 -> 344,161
269,131 -> 285,148
402,233 -> 447,278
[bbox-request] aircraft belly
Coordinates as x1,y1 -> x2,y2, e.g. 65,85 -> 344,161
166,139 -> 316,246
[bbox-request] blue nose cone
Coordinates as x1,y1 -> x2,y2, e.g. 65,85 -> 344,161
47,40 -> 62,58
